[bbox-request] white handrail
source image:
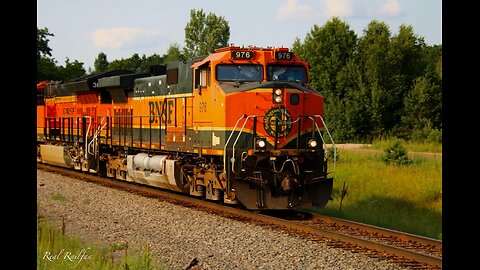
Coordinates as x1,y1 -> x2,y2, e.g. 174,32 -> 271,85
83,116 -> 92,159
231,115 -> 256,173
312,115 -> 336,172
88,117 -> 107,156
223,114 -> 246,174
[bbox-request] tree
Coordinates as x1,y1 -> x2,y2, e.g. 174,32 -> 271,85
37,27 -> 58,82
37,27 -> 87,82
292,19 -> 441,142
291,18 -> 359,142
37,27 -> 54,60
183,9 -> 230,59
94,52 -> 109,74
163,42 -> 183,63
37,57 -> 60,82
59,58 -> 86,81
108,54 -> 142,72
139,54 -> 165,73
357,20 -> 392,135
294,17 -> 357,100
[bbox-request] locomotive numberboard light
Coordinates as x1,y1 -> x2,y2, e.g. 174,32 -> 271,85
275,51 -> 293,60
231,50 -> 254,60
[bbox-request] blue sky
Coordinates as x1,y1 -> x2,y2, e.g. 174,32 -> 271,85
37,0 -> 442,71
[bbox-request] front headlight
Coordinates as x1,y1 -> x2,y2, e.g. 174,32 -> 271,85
256,138 -> 267,150
308,138 -> 318,148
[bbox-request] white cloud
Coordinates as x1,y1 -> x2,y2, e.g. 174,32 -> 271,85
378,0 -> 402,17
277,0 -> 319,21
91,27 -> 161,49
322,0 -> 354,18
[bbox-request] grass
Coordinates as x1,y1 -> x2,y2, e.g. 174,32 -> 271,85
368,137 -> 442,153
51,193 -> 68,201
37,218 -> 164,270
315,149 -> 442,239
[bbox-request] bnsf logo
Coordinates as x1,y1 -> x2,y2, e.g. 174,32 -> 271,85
148,100 -> 174,124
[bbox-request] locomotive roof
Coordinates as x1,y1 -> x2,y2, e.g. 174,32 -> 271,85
63,69 -> 133,93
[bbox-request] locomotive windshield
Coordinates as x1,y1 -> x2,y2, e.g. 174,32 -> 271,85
216,64 -> 263,82
267,65 -> 307,83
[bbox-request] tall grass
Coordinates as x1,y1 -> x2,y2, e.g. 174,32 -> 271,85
316,149 -> 442,239
37,218 -> 163,269
369,136 -> 442,153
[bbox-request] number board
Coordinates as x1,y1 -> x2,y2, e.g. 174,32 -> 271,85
275,51 -> 294,60
231,51 -> 254,60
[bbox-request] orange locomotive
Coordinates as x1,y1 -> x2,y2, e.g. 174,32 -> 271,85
37,46 -> 336,210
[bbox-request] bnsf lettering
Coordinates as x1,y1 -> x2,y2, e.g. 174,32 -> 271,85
63,108 -> 75,115
77,107 -> 96,116
149,100 -> 175,124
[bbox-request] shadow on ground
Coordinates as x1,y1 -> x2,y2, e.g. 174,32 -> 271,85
316,195 -> 442,239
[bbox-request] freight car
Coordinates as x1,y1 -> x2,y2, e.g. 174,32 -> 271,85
36,46 -> 336,210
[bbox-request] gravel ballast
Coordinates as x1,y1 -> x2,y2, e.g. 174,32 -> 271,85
37,169 -> 407,270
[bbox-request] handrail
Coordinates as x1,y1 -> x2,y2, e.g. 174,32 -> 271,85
312,115 -> 336,173
223,114 -> 247,174
88,117 -> 107,156
224,114 -> 335,174
231,115 -> 257,173
83,116 -> 92,159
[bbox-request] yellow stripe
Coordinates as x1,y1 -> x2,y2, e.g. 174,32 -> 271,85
54,96 -> 76,103
130,93 -> 193,100
201,149 -> 224,155
225,88 -> 304,95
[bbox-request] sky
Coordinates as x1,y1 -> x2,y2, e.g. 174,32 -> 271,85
37,0 -> 442,71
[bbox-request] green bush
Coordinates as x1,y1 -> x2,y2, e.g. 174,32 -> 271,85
411,125 -> 442,144
382,141 -> 412,166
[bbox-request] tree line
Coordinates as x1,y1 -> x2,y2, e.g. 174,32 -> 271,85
292,17 -> 441,143
37,11 -> 441,143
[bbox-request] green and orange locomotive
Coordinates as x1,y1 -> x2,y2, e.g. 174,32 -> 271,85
37,46 -> 336,210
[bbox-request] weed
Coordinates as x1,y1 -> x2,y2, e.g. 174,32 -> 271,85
51,193 -> 68,201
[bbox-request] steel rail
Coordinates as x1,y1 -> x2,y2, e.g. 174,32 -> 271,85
308,213 -> 442,251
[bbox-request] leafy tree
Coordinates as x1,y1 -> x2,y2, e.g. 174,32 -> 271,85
94,52 -> 109,74
37,27 -> 58,82
357,20 -> 392,135
291,18 -> 359,142
37,57 -> 60,82
294,17 -> 357,100
108,54 -> 140,72
37,27 -> 54,60
139,54 -> 165,73
58,58 -> 86,81
402,70 -> 442,129
292,19 -> 441,143
183,9 -> 230,59
37,27 -> 86,82
163,42 -> 183,63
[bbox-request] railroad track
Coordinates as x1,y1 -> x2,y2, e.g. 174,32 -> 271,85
37,164 -> 442,269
